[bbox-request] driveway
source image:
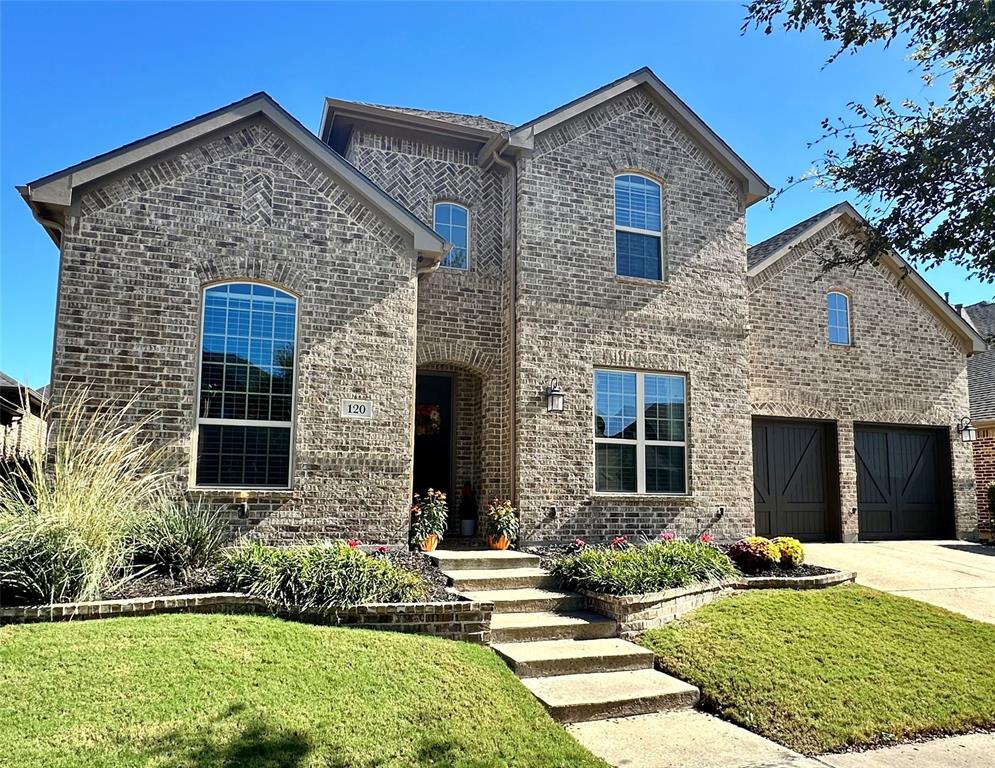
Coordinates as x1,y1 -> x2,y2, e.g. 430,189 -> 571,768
806,540 -> 995,623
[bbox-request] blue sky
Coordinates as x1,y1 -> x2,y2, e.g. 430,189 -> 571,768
1,1 -> 989,388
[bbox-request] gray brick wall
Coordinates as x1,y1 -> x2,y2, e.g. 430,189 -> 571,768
54,118 -> 422,543
513,89 -> 755,543
748,221 -> 977,540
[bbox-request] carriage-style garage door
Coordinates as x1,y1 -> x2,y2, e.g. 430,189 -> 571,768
854,425 -> 952,540
753,419 -> 837,541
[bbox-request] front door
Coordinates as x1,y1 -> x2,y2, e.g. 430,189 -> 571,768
413,373 -> 453,502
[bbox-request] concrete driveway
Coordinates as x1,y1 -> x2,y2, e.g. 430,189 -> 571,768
806,540 -> 995,624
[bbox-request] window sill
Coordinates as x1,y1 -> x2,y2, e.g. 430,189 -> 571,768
614,274 -> 668,288
592,492 -> 693,503
187,487 -> 295,497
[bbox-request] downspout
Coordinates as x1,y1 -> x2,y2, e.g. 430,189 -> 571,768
487,147 -> 518,504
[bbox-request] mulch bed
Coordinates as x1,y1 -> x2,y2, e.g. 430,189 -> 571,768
385,550 -> 453,602
739,563 -> 835,579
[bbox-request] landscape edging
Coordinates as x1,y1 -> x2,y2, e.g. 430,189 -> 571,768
0,592 -> 494,644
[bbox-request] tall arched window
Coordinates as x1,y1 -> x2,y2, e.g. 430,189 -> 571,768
195,282 -> 297,487
434,202 -> 470,270
827,291 -> 851,346
614,174 -> 663,280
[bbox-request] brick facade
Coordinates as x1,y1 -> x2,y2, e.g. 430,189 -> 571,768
513,89 -> 754,542
973,425 -> 995,540
54,118 -> 423,543
748,220 -> 977,540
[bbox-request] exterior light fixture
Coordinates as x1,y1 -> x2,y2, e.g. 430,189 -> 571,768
544,378 -> 566,413
956,417 -> 977,443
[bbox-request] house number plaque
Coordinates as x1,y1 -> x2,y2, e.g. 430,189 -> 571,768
340,400 -> 374,419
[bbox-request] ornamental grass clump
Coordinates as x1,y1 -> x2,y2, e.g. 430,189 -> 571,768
0,389 -> 173,604
551,540 -> 736,596
727,536 -> 782,574
129,498 -> 228,579
218,541 -> 427,610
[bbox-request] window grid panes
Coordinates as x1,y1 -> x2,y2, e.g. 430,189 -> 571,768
196,283 -> 296,488
594,370 -> 688,495
827,292 -> 851,345
434,202 -> 469,270
614,174 -> 662,281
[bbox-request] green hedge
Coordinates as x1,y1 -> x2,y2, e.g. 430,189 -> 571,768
218,542 -> 426,609
550,541 -> 736,595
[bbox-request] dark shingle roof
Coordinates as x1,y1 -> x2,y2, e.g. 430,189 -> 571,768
747,203 -> 851,269
966,301 -> 995,421
359,103 -> 513,133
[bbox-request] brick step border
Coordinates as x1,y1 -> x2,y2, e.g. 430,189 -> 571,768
0,592 -> 494,644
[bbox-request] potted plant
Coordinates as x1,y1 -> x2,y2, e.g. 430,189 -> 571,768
484,497 -> 519,550
459,483 -> 478,538
410,489 -> 448,552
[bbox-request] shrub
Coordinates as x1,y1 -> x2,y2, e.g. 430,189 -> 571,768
129,499 -> 228,579
0,521 -> 89,605
409,489 -> 448,546
0,389 -> 173,603
218,541 -> 427,609
771,536 -> 805,569
550,540 -> 737,595
484,497 -> 519,544
728,536 -> 781,574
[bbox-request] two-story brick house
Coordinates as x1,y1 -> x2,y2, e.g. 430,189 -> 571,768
19,68 -> 985,545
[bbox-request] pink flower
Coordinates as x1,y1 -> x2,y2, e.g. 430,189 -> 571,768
374,545 -> 390,554
347,539 -> 361,548
610,535 -> 629,549
573,538 -> 587,549
659,531 -> 675,542
700,533 -> 713,544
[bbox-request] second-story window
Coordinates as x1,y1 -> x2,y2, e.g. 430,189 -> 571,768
615,174 -> 662,281
434,202 -> 469,270
827,291 -> 851,346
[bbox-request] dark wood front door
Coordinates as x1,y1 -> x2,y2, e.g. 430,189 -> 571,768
413,373 -> 453,502
855,425 -> 952,540
753,419 -> 836,541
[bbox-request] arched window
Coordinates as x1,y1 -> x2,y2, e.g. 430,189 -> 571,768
827,291 -> 851,346
434,202 -> 470,270
614,174 -> 663,280
195,282 -> 297,487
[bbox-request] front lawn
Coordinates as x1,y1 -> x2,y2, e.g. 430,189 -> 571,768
640,585 -> 995,754
0,614 -> 607,768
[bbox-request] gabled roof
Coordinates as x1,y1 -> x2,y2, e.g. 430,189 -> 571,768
20,92 -> 449,264
356,103 -> 513,133
508,67 -> 772,206
965,301 -> 995,421
748,201 -> 987,354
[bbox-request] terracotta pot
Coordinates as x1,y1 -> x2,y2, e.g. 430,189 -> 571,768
488,534 -> 510,551
420,534 -> 440,552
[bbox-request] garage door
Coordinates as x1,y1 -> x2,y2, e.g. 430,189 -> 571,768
753,419 -> 836,541
855,425 -> 952,540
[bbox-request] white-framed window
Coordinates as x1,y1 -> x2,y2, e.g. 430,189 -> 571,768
594,369 -> 687,494
195,282 -> 297,488
614,174 -> 663,280
434,202 -> 470,270
827,291 -> 851,346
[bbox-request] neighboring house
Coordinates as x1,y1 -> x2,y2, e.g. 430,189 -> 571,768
0,372 -> 47,459
18,67 -> 985,544
965,301 -> 995,541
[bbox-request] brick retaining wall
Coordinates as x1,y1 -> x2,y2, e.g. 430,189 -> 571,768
0,593 -> 494,644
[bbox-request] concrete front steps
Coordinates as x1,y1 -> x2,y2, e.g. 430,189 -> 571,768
430,548 -> 699,723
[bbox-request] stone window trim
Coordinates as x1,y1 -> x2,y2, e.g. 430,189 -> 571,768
612,171 -> 666,283
593,367 -> 689,496
827,289 -> 853,347
188,279 -> 302,492
433,200 -> 471,271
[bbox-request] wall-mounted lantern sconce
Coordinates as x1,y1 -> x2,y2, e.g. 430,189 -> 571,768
544,378 -> 566,413
233,490 -> 250,518
956,417 -> 977,443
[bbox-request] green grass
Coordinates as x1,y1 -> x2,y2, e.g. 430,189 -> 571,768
0,614 -> 607,768
640,585 -> 995,754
